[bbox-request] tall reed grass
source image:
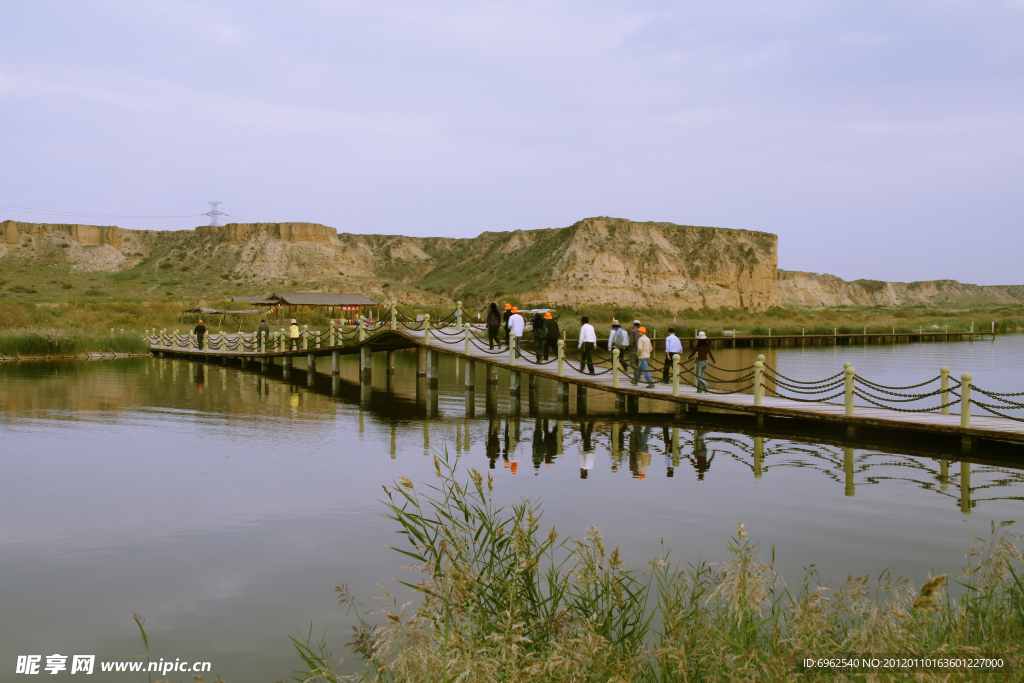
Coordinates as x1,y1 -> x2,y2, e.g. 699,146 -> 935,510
291,450 -> 1024,682
0,329 -> 149,355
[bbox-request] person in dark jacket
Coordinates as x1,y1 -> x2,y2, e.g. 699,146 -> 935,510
502,303 -> 513,347
256,318 -> 270,349
194,319 -> 207,350
486,303 -> 502,349
543,312 -> 559,361
686,331 -> 717,392
532,312 -> 547,361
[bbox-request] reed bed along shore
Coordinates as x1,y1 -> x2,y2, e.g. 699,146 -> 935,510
288,452 -> 1024,683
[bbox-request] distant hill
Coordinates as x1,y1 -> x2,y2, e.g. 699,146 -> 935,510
777,270 -> 1024,307
2,217 -> 1021,310
0,218 -> 778,310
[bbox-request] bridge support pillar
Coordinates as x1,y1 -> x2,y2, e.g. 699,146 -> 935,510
844,447 -> 855,496
753,436 -> 763,479
261,358 -> 268,373
307,354 -> 315,374
360,346 -> 373,384
417,346 -> 427,376
557,381 -> 569,401
332,351 -> 339,375
488,364 -> 499,384
386,350 -> 395,374
576,384 -> 587,415
960,461 -> 972,513
939,459 -> 949,491
615,393 -> 626,415
361,378 -> 372,408
626,394 -> 639,414
757,413 -> 765,428
485,380 -> 497,415
961,435 -> 973,453
464,388 -> 475,417
528,383 -> 539,416
674,403 -> 684,419
332,374 -> 340,397
847,424 -> 855,438
282,364 -> 291,381
307,366 -> 316,387
510,370 -> 521,396
465,359 -> 475,389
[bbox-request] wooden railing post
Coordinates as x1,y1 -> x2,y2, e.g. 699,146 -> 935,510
358,316 -> 366,342
753,359 -> 763,407
303,325 -> 309,350
557,339 -> 564,376
612,349 -> 620,388
329,321 -> 335,347
423,314 -> 431,345
171,329 -> 178,351
260,331 -> 266,354
961,373 -> 972,428
390,301 -> 397,329
509,331 -> 516,366
464,323 -> 472,355
456,300 -> 462,327
672,354 -> 680,396
844,363 -> 855,417
940,366 -> 950,414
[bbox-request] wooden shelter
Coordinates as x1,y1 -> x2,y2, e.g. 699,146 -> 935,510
233,292 -> 381,322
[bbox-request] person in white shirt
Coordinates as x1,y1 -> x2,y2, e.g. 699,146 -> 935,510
508,306 -> 525,358
662,327 -> 683,383
577,316 -> 596,374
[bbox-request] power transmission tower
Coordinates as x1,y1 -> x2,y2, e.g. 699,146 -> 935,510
203,202 -> 228,226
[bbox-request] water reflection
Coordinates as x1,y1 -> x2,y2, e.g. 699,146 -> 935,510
2,353 -> 1024,683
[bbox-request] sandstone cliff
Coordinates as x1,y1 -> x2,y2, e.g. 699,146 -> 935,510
778,270 -> 1024,307
0,218 -> 780,311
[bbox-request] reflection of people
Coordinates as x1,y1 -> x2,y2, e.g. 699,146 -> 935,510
486,418 -> 500,469
693,429 -> 711,480
531,419 -> 545,470
580,421 -> 595,451
629,425 -> 652,479
579,445 -> 594,479
194,319 -> 207,350
543,419 -> 557,465
662,426 -> 674,476
195,364 -> 205,388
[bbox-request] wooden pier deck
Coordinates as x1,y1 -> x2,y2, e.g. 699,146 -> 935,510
148,324 -> 1024,450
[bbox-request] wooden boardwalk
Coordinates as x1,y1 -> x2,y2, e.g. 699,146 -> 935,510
148,326 -> 1024,449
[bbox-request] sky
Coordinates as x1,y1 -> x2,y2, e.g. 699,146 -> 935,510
1,1 -> 1022,284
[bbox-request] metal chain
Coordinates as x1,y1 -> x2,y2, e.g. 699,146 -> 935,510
970,400 -> 1024,421
852,388 -> 962,413
853,379 -> 959,401
766,387 -> 846,403
972,385 -> 1024,399
763,364 -> 844,385
856,375 -> 942,391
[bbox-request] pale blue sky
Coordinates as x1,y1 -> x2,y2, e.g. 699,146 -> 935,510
1,1 -> 1021,284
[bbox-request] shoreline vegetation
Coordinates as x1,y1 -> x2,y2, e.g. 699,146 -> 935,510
1,299 -> 1023,357
291,452 -> 1024,682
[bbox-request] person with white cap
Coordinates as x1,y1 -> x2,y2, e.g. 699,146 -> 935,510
288,318 -> 301,351
608,319 -> 629,373
686,331 -> 716,392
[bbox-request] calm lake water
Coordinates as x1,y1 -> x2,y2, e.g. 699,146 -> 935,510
2,336 -> 1023,681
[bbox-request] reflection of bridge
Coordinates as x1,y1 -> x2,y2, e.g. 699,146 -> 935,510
147,307 -> 1024,454
152,345 -> 1024,516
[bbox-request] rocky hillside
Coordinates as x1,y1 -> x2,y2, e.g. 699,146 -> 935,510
0,218 -> 779,310
778,270 -> 1024,307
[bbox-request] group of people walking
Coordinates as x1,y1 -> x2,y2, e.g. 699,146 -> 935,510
484,304 -> 718,392
485,303 -> 560,361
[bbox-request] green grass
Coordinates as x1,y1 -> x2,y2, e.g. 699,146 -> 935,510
290,450 -> 1024,682
0,330 -> 149,356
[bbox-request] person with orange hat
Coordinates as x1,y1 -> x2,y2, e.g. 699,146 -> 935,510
502,303 -> 513,347
508,306 -> 525,358
631,326 -> 655,388
194,318 -> 207,351
543,311 -> 559,361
